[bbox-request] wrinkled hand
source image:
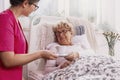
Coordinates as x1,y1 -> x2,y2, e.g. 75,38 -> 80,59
40,50 -> 58,60
65,52 -> 79,61
59,61 -> 71,69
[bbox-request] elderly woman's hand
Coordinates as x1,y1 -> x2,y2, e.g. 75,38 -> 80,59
39,50 -> 58,60
64,52 -> 79,61
59,61 -> 71,69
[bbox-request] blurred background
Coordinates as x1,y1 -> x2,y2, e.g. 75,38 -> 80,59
1,0 -> 120,32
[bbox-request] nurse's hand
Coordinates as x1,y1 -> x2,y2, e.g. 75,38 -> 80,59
39,50 -> 58,60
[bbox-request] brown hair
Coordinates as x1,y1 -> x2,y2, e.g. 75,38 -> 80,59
10,0 -> 40,6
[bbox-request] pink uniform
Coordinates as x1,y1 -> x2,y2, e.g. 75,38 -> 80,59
0,9 -> 28,80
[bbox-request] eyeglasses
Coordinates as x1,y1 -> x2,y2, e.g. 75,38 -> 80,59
32,3 -> 39,10
56,30 -> 70,34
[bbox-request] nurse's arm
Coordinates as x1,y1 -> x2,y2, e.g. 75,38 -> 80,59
0,50 -> 57,68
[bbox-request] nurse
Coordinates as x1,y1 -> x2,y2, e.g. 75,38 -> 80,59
0,0 -> 57,80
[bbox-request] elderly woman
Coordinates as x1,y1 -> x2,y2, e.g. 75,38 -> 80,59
43,22 -> 81,74
42,23 -> 120,79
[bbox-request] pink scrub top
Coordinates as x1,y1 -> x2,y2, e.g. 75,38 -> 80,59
0,9 -> 28,80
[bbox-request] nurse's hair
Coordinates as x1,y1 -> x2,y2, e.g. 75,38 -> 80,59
10,0 -> 40,6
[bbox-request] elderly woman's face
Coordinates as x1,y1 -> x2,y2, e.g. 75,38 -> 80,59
56,30 -> 72,45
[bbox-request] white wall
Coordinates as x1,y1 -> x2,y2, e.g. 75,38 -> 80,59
0,0 -> 10,12
35,0 -> 58,16
115,0 -> 120,33
0,0 -> 120,33
101,0 -> 115,28
4,0 -> 10,9
0,0 -> 4,12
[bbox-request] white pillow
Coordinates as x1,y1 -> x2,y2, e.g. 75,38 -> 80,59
72,34 -> 91,49
72,35 -> 96,56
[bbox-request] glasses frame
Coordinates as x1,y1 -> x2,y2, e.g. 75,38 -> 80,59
56,30 -> 71,35
32,3 -> 39,10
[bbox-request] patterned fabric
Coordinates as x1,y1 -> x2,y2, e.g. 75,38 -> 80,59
42,56 -> 120,80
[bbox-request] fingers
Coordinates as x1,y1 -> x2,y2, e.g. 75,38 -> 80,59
60,61 -> 71,69
65,52 -> 79,61
64,54 -> 74,61
48,53 -> 58,60
75,52 -> 80,58
40,50 -> 58,60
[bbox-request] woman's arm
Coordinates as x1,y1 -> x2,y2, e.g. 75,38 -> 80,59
0,50 -> 57,68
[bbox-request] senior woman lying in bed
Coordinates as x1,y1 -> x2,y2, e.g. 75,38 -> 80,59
43,22 -> 80,74
28,22 -> 120,80
42,22 -> 120,80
